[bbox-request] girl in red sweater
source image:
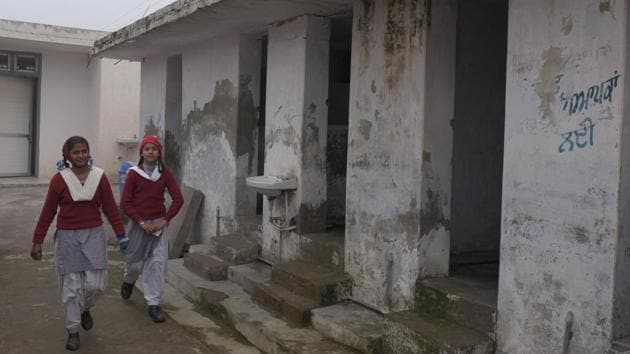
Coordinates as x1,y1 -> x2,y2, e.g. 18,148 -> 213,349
31,136 -> 128,351
120,135 -> 184,323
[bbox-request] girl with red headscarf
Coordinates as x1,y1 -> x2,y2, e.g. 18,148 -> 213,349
120,135 -> 183,323
31,136 -> 128,351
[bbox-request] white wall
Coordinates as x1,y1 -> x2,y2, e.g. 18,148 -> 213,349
96,58 -> 141,180
499,0 -> 627,352
38,50 -> 96,178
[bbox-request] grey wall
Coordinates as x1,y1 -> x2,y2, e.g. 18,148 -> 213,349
450,0 -> 508,263
165,55 -> 183,180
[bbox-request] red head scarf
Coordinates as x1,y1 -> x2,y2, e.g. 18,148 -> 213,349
139,135 -> 163,156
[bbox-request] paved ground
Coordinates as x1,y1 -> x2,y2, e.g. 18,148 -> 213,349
0,184 -> 255,353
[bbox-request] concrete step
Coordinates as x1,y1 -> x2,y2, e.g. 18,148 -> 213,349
210,233 -> 261,265
166,258 -> 358,353
383,311 -> 494,354
183,252 -> 230,281
135,278 -> 260,353
415,266 -> 497,338
252,282 -> 319,325
299,231 -> 345,272
611,336 -> 630,353
311,302 -> 385,353
272,260 -> 351,305
228,261 -> 272,294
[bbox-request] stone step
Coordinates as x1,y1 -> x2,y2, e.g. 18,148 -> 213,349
183,252 -> 230,281
311,302 -> 385,353
611,337 -> 630,353
252,282 -> 319,326
166,258 -> 358,353
135,278 -> 260,353
383,311 -> 494,354
210,233 -> 261,265
272,260 -> 351,305
228,261 -> 272,294
415,270 -> 497,338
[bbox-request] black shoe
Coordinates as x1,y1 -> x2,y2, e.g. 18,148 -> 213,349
66,332 -> 80,351
121,281 -> 135,300
148,305 -> 165,323
81,310 -> 93,331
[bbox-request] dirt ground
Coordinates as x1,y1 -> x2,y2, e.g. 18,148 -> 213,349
0,185 -> 248,353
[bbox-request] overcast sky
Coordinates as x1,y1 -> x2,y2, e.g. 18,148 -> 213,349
2,0 -> 177,32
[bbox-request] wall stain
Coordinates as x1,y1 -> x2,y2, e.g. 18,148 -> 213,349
561,16 -> 573,36
357,0 -> 375,75
351,153 -> 371,169
384,0 -> 407,90
303,103 -> 325,170
164,129 -> 181,180
535,47 -> 564,125
181,79 -> 237,167
420,189 -> 449,237
237,75 -> 258,174
144,116 -> 159,136
297,203 -> 327,234
571,225 -> 589,244
358,119 -> 373,140
599,0 -> 616,20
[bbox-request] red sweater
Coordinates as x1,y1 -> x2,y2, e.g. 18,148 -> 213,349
33,173 -> 125,244
121,168 -> 184,224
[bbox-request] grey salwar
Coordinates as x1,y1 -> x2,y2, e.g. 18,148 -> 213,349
123,219 -> 168,306
54,226 -> 108,333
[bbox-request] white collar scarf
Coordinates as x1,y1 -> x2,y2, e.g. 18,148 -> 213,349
59,167 -> 104,202
129,165 -> 162,182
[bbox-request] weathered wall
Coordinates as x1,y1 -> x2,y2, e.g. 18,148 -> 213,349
178,33 -> 261,242
345,0 -> 431,312
139,55 -> 167,138
262,15 -> 330,263
164,55 -> 183,179
96,58 -> 141,180
499,0 -> 627,352
450,0 -> 508,263
419,0 -> 457,277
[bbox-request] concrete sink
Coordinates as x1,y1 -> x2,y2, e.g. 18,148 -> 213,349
246,176 -> 297,197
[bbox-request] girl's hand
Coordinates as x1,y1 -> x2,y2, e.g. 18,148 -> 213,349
31,243 -> 42,261
139,221 -> 154,233
153,220 -> 168,232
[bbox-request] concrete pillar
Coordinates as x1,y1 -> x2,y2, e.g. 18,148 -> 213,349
262,15 -> 330,263
500,1 -> 629,352
345,0 -> 454,312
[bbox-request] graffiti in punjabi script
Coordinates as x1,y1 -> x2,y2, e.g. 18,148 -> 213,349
558,71 -> 621,116
558,118 -> 595,153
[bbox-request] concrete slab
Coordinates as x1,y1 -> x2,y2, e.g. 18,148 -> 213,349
166,258 -> 357,353
184,252 -> 229,281
252,282 -> 319,325
416,264 -> 498,338
211,234 -> 260,264
228,261 -> 271,294
383,311 -> 494,354
168,184 -> 204,259
136,279 -> 260,353
272,260 -> 351,305
299,231 -> 345,272
311,302 -> 385,353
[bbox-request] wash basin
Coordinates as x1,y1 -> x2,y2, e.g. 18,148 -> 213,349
246,176 -> 297,197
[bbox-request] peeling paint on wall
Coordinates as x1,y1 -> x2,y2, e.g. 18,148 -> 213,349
237,74 -> 258,174
535,46 -> 564,125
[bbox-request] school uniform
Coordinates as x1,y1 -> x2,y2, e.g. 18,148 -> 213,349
120,165 -> 183,306
33,167 -> 124,334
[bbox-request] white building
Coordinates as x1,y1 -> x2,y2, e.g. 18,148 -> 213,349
0,19 -> 140,179
92,0 -> 630,353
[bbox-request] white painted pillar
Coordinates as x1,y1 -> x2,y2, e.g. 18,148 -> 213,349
500,1 -> 629,352
345,0 -> 453,313
262,15 -> 330,263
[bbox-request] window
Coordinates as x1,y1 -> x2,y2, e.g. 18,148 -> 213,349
15,55 -> 37,73
0,54 -> 8,71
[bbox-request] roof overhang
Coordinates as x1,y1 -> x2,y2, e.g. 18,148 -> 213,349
92,0 -> 352,60
0,19 -> 107,53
